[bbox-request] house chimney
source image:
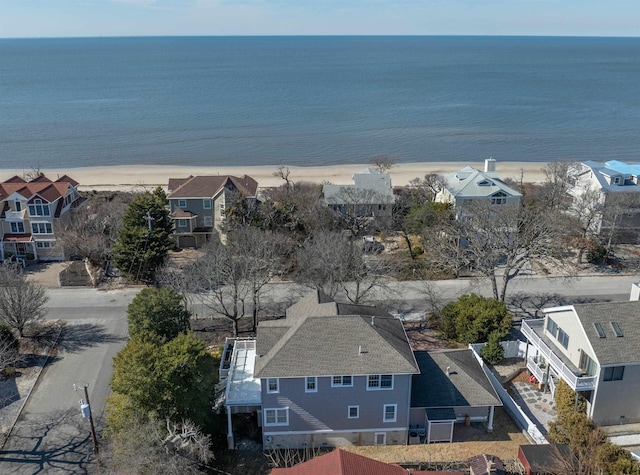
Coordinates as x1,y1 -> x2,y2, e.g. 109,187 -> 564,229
485,158 -> 496,173
631,282 -> 640,301
371,316 -> 375,326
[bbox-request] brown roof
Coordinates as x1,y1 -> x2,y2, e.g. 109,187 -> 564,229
167,175 -> 258,199
270,449 -> 453,475
171,209 -> 197,218
0,175 -> 79,204
1,234 -> 33,242
55,175 -> 79,187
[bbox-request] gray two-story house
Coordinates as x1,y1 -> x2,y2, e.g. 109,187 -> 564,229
323,168 -> 395,218
254,290 -> 419,449
521,287 -> 640,426
166,174 -> 258,248
221,290 -> 501,449
0,174 -> 85,262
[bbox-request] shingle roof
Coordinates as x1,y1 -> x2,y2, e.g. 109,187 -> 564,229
519,444 -> 572,473
166,175 -> 258,199
411,350 -> 501,408
0,175 -> 78,204
572,301 -> 640,366
440,167 -> 521,199
255,291 -> 418,378
578,160 -> 640,193
270,448 -> 451,475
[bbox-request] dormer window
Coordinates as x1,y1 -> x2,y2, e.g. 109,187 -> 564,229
613,176 -> 622,185
478,180 -> 493,186
14,200 -> 21,212
490,191 -> 508,205
28,199 -> 50,217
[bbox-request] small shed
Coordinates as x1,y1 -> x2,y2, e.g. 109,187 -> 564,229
518,444 -> 572,475
425,408 -> 456,443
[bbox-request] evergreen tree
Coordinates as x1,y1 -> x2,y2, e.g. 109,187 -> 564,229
440,293 -> 512,344
127,287 -> 191,344
113,187 -> 173,282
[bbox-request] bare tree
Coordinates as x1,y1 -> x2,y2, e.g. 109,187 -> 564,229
0,264 -> 48,337
424,202 -> 573,302
601,192 -> 640,250
325,187 -> 392,237
408,173 -> 444,203
369,155 -> 397,174
295,231 -> 391,303
56,192 -> 131,267
273,165 -> 293,192
540,160 -> 576,211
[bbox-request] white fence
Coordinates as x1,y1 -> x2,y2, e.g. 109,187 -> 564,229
469,341 -> 548,445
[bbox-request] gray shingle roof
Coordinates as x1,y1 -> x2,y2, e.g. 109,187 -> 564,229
411,350 -> 501,408
573,301 -> 640,366
440,167 -> 521,199
167,175 -> 258,199
254,292 -> 418,378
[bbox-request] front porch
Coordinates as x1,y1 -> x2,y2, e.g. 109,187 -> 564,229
521,319 -> 597,393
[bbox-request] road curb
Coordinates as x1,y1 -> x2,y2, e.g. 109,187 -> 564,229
0,324 -> 63,450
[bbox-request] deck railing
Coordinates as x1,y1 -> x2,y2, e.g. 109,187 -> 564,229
522,320 -> 597,391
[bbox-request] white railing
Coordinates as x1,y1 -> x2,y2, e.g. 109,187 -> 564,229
5,210 -> 25,221
521,321 -> 597,391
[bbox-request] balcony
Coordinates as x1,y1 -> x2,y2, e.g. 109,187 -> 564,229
522,320 -> 597,391
5,210 -> 26,221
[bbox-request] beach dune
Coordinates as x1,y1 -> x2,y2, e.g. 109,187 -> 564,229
0,161 -> 548,192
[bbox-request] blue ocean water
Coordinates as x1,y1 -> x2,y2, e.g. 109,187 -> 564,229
1,36 -> 640,169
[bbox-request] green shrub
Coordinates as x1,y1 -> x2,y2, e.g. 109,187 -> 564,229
440,294 -> 512,344
480,331 -> 504,364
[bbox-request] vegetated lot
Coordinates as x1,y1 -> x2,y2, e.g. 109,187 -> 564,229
343,407 -> 528,464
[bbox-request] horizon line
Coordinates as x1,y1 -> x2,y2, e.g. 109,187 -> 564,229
1,34 -> 639,40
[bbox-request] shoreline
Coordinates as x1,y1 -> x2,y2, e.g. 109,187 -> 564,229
0,161 -> 548,192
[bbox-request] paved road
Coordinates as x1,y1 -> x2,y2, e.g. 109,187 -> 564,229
0,274 -> 636,473
0,289 -> 137,474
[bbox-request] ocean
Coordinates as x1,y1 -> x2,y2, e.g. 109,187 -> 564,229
1,36 -> 639,169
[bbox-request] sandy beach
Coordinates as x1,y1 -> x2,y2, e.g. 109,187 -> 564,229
0,161 -> 548,192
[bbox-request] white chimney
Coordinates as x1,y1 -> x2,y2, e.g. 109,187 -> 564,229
485,158 -> 496,173
630,282 -> 640,301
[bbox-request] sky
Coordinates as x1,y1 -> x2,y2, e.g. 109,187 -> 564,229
0,0 -> 638,38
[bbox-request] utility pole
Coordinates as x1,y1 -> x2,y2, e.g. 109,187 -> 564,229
75,383 -> 99,455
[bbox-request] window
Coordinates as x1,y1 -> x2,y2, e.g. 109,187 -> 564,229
204,216 -> 213,227
490,192 -> 508,205
203,199 -> 212,209
331,376 -> 353,387
177,219 -> 188,228
367,375 -> 393,390
264,408 -> 288,426
10,222 -> 25,233
348,406 -> 359,419
610,322 -> 624,337
178,199 -> 187,208
383,404 -> 397,422
36,241 -> 52,249
375,432 -> 386,446
267,378 -> 279,393
28,199 -> 50,217
593,322 -> 606,338
557,328 -> 569,349
546,318 -> 558,338
31,222 -> 53,234
14,201 -> 21,212
579,350 -> 597,377
604,366 -> 624,382
305,377 -> 317,393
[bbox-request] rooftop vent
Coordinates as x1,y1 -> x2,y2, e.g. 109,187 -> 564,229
594,322 -> 606,338
610,321 -> 624,337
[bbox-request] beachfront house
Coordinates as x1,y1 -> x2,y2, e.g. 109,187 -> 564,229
166,174 -> 258,248
0,174 -> 85,262
521,284 -> 640,427
435,159 -> 521,218
568,160 -> 640,244
221,290 -> 501,449
323,168 -> 395,218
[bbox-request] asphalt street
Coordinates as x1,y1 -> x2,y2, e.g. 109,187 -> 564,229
0,274 -> 636,473
0,289 -> 137,474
